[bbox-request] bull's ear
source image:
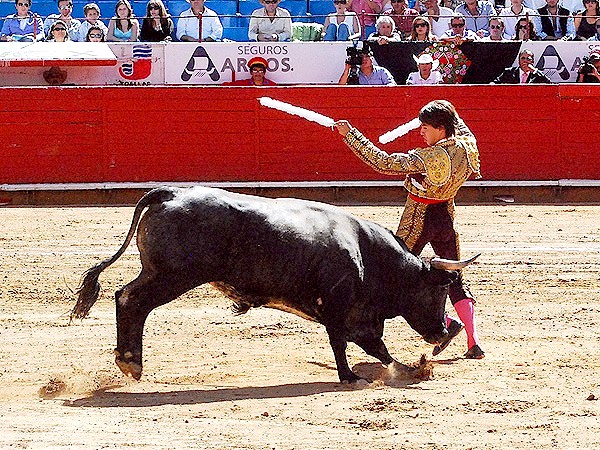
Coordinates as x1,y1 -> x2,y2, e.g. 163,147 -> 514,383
427,268 -> 458,286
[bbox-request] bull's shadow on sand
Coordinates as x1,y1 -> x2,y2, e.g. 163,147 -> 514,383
64,362 -> 431,409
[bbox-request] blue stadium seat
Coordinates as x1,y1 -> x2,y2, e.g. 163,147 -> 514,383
308,0 -> 333,24
279,0 -> 309,22
0,2 -> 16,20
167,0 -> 190,19
33,1 -> 57,18
222,25 -> 249,41
131,1 -> 149,19
205,0 -> 239,27
237,0 -> 259,28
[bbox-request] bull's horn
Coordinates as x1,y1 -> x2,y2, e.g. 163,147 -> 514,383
430,253 -> 480,270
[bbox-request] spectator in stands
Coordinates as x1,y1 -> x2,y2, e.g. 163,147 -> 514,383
440,0 -> 460,9
338,46 -> 397,84
248,0 -> 292,41
499,0 -> 537,39
85,25 -> 105,41
406,53 -> 443,84
423,0 -> 453,37
224,57 -> 277,85
534,0 -> 574,39
455,0 -> 497,37
177,0 -> 223,41
43,0 -> 81,41
512,16 -> 540,39
574,0 -> 600,40
590,17 -> 600,40
440,12 -> 480,40
140,0 -> 173,41
577,50 -> 600,81
107,0 -> 139,41
482,16 -> 506,39
383,0 -> 418,39
492,49 -> 552,83
561,0 -> 584,14
407,15 -> 438,40
0,0 -> 45,42
348,0 -> 384,38
323,0 -> 361,41
47,19 -> 70,41
75,3 -> 108,42
367,15 -> 402,42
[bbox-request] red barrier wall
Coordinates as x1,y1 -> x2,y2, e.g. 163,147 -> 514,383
1,84 -> 599,185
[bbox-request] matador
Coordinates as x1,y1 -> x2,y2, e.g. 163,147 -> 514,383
334,99 -> 484,359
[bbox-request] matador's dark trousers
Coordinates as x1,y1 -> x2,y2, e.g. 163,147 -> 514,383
396,196 -> 473,305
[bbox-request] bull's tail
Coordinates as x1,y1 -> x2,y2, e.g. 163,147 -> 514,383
70,187 -> 178,321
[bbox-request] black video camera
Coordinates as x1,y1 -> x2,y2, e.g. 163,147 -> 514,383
344,41 -> 370,85
345,46 -> 364,67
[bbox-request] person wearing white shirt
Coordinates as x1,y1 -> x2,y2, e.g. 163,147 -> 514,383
248,0 -> 292,42
176,0 -> 223,42
423,0 -> 454,37
499,0 -> 537,39
406,53 -> 443,84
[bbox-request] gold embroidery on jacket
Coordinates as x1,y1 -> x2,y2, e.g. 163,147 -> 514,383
396,197 -> 427,251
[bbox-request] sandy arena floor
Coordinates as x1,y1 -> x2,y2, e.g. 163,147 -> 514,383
0,202 -> 599,449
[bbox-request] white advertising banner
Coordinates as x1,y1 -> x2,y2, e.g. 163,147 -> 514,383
520,41 -> 600,83
0,41 -> 596,86
164,42 -> 349,85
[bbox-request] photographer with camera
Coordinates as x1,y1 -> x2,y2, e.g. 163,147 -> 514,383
338,44 -> 396,85
577,51 -> 600,82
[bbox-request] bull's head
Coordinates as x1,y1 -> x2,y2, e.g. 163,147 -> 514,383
401,254 -> 479,345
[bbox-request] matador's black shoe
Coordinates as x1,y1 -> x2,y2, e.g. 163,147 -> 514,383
432,319 -> 464,356
464,344 -> 485,359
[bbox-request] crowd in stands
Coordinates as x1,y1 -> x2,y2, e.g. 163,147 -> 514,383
1,0 -> 599,42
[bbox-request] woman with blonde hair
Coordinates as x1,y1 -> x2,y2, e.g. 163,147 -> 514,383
140,0 -> 173,41
408,16 -> 437,41
107,0 -> 139,41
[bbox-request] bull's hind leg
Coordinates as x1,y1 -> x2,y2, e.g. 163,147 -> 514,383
114,270 -> 198,380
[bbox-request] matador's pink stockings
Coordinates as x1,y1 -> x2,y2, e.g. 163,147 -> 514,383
451,298 -> 479,349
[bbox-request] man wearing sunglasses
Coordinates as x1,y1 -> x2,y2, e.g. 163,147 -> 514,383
43,0 -> 81,40
248,0 -> 292,42
440,12 -> 480,41
481,16 -> 506,40
0,0 -> 45,41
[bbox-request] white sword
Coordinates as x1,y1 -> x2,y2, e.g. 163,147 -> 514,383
258,97 -> 335,128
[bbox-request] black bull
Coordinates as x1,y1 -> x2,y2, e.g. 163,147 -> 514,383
72,186 -> 477,383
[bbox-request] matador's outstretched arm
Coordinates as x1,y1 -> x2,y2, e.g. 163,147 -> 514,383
334,120 -> 425,176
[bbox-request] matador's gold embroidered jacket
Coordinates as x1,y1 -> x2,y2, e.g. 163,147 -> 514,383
343,118 -> 481,201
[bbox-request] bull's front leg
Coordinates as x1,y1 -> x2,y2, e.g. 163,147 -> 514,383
354,336 -> 395,366
326,328 -> 361,383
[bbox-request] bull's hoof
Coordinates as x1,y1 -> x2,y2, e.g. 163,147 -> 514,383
340,372 -> 369,384
114,350 -> 142,380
